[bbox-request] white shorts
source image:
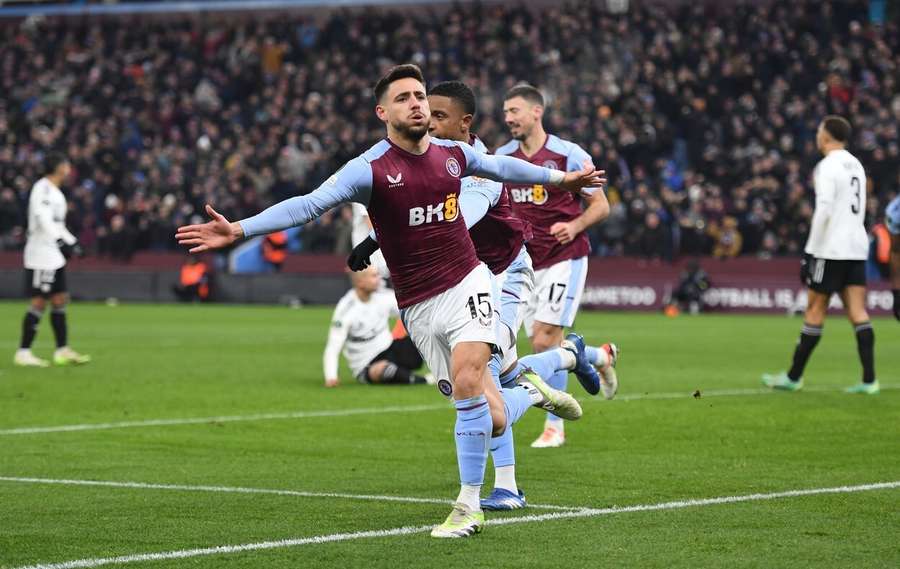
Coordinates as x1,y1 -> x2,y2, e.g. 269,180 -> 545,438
493,246 -> 535,371
400,263 -> 497,385
523,256 -> 588,335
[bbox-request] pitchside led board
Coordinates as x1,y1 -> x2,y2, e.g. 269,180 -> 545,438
579,258 -> 895,315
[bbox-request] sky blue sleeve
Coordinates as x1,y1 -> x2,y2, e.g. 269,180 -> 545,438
457,141 -> 552,185
459,176 -> 499,229
887,196 -> 900,235
239,158 -> 372,237
565,142 -> 594,172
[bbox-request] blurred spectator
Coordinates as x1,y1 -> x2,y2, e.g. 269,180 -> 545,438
173,256 -> 211,302
667,260 -> 712,315
710,217 -> 743,260
262,231 -> 288,271
0,0 -> 896,262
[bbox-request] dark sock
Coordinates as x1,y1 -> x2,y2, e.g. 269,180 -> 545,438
20,309 -> 43,350
380,362 -> 426,384
787,322 -> 822,381
51,307 -> 68,348
854,322 -> 875,384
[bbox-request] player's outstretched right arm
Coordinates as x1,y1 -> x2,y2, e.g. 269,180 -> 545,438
323,303 -> 349,387
176,158 -> 372,253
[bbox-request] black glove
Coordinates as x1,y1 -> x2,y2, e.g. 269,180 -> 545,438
347,236 -> 379,271
893,289 -> 900,322
799,253 -> 813,287
57,239 -> 84,260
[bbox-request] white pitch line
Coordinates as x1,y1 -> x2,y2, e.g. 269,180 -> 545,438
0,476 -> 576,511
13,481 -> 900,569
0,403 -> 449,436
1,384 -> 895,436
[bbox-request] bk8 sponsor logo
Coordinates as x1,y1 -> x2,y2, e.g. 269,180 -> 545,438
510,184 -> 549,205
408,193 -> 459,226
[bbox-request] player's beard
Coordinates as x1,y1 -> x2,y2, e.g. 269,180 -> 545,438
394,120 -> 429,142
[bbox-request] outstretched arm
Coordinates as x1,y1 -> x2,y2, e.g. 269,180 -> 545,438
177,158 -> 372,253
458,141 -> 606,194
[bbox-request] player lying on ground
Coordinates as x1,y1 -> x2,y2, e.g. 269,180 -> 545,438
176,64 -> 605,538
324,266 -> 432,387
349,80 -> 620,510
763,116 -> 879,394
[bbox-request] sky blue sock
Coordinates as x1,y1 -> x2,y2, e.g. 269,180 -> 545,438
490,424 -> 515,468
454,395 -> 491,486
519,350 -> 564,382
585,346 -> 600,365
502,386 -> 532,425
499,361 -> 525,389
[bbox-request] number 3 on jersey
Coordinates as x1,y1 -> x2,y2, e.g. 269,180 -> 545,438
850,176 -> 861,214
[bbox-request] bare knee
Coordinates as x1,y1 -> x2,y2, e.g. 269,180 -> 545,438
804,292 -> 829,326
366,360 -> 388,383
451,342 -> 491,400
30,297 -> 47,312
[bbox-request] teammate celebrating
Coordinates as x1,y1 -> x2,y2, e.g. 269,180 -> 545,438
323,266 -> 430,387
176,64 -> 604,537
497,84 -> 612,447
763,116 -> 878,394
14,152 -> 90,368
886,196 -> 900,321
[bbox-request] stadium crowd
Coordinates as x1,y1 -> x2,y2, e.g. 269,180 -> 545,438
1,0 -> 897,262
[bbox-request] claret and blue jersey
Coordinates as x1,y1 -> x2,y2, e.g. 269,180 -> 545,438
238,137 -> 558,308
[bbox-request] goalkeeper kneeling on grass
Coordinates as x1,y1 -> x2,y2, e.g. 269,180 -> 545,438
322,265 -> 433,387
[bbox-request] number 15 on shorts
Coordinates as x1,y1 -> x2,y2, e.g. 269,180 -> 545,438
467,293 -> 493,326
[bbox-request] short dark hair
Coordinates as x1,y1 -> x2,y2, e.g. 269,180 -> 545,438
373,64 -> 426,103
430,80 -> 477,117
43,151 -> 68,176
822,115 -> 851,143
504,84 -> 544,106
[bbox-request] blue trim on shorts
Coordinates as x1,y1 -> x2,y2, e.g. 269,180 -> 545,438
560,257 -> 586,326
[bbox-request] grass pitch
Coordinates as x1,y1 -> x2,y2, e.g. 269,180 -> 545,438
0,301 -> 898,568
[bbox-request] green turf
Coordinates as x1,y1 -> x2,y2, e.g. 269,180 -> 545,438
0,301 -> 898,568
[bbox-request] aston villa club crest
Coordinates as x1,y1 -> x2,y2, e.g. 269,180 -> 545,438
446,157 -> 461,177
542,160 -> 558,170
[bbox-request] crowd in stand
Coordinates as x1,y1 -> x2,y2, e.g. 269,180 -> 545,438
1,0 -> 898,262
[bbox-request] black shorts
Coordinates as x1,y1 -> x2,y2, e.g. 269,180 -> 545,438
808,259 -> 866,295
363,337 -> 424,379
24,268 -> 68,298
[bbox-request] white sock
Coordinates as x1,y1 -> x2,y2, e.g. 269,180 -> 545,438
556,347 -> 577,370
494,466 -> 517,494
590,346 -> 609,368
456,484 -> 482,511
545,417 -> 565,435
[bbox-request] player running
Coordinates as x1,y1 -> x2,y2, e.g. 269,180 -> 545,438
763,116 -> 879,394
497,84 -> 613,447
176,64 -> 604,537
349,80 -> 620,509
14,152 -> 91,368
